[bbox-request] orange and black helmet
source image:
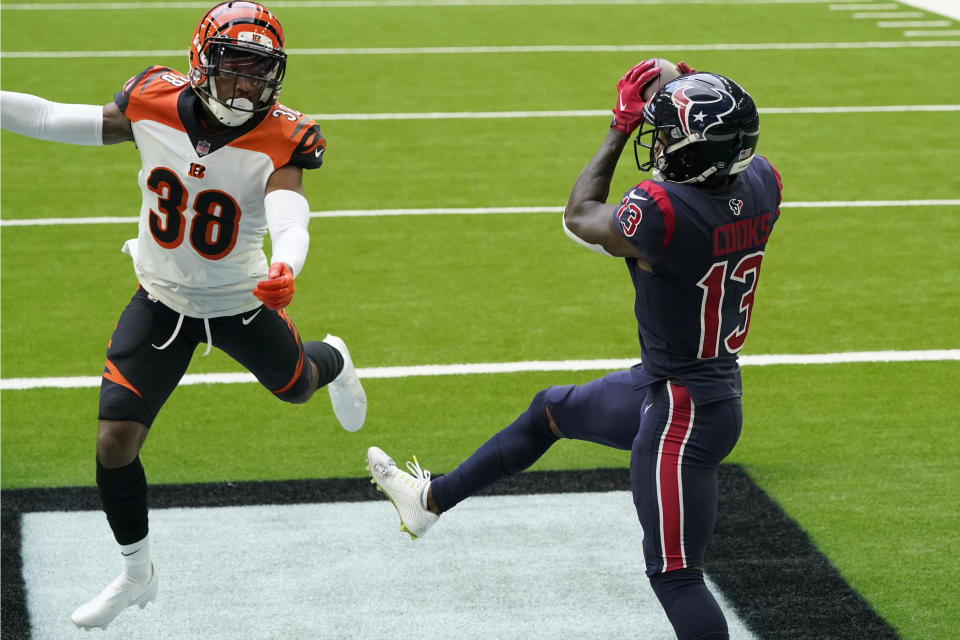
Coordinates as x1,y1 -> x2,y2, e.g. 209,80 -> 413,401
188,1 -> 287,126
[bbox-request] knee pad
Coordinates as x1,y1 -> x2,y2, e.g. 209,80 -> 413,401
496,389 -> 557,474
274,361 -> 317,404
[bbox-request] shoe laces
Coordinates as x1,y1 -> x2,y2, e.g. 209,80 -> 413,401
405,456 -> 431,484
404,456 -> 431,510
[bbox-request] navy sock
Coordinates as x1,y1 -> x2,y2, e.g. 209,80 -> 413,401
96,456 -> 149,545
649,568 -> 729,640
304,341 -> 343,387
431,390 -> 557,514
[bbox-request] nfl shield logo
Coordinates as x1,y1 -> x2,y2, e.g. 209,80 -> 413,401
196,139 -> 211,157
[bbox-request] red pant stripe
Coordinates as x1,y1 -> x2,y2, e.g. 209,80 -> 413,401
656,382 -> 695,572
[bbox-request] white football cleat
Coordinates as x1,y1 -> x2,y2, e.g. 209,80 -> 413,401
366,446 -> 439,539
70,564 -> 158,630
322,334 -> 367,432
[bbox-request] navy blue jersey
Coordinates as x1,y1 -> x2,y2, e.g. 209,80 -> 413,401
614,156 -> 782,404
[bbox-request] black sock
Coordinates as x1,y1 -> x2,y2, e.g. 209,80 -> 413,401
649,568 -> 729,640
96,456 -> 149,545
431,390 -> 557,514
303,341 -> 344,387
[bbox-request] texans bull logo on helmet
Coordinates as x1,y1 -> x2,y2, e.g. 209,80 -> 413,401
670,85 -> 737,139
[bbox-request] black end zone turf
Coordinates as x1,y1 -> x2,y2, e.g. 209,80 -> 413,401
0,465 -> 899,639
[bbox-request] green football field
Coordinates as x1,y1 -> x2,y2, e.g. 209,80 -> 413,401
2,0 -> 959,638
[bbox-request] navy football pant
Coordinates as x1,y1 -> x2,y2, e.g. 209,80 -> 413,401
546,371 -> 742,575
430,369 -> 741,639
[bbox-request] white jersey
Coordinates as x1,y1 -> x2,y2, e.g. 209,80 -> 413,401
115,65 -> 325,318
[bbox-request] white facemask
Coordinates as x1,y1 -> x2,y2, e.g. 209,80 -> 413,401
207,97 -> 255,127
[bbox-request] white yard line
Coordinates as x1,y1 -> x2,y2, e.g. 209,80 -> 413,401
2,199 -> 958,227
876,19 -> 952,26
2,350 -> 958,390
830,3 -> 899,9
305,104 -> 958,120
3,40 -> 960,58
851,11 -> 923,17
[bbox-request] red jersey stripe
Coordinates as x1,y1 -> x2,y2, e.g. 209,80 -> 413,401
638,180 -> 676,248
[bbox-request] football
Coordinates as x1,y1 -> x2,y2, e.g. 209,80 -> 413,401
642,58 -> 681,100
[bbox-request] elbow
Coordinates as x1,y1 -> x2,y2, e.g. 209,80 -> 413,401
563,202 -> 580,232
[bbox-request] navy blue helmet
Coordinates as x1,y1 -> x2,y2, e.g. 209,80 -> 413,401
635,72 -> 760,184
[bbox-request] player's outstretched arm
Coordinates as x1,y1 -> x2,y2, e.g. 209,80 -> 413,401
0,91 -> 133,145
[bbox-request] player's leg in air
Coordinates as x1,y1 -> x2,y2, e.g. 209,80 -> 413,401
217,305 -> 366,431
366,370 -> 642,538
72,290 -> 366,630
367,372 -> 737,640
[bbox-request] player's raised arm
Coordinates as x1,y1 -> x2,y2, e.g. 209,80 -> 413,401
563,60 -> 662,260
0,91 -> 133,145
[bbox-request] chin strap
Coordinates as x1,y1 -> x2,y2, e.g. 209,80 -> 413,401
1,91 -> 103,145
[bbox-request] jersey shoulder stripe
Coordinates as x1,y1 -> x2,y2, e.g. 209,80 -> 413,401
232,103 -> 326,170
756,155 -> 783,209
636,180 -> 676,248
115,65 -> 188,130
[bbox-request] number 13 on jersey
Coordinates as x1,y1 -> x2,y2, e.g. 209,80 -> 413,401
696,251 -> 764,359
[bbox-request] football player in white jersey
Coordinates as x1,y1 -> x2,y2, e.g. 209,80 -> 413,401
1,1 -> 367,630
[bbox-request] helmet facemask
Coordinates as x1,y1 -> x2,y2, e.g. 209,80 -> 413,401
193,39 -> 286,127
633,73 -> 760,185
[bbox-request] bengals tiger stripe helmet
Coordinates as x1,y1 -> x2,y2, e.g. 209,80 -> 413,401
188,1 -> 287,127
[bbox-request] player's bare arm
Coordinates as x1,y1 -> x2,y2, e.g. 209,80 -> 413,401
102,101 -> 134,144
265,163 -> 305,196
564,129 -> 644,260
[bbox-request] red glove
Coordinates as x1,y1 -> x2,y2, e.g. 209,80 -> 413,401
253,262 -> 295,310
677,60 -> 697,75
611,60 -> 663,135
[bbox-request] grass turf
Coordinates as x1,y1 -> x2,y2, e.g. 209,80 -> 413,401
2,1 -> 959,638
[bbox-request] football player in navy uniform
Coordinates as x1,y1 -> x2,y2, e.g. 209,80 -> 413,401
1,1 -> 367,630
367,60 -> 782,640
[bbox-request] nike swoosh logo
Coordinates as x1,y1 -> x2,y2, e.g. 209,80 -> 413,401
242,308 -> 263,325
629,189 -> 649,201
619,91 -> 626,111
644,403 -> 654,415
314,148 -> 323,158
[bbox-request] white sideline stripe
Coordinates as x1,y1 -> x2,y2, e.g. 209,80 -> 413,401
3,199 -> 959,227
3,350 -> 958,391
309,104 -> 960,120
3,40 -> 960,58
0,0 -> 903,10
